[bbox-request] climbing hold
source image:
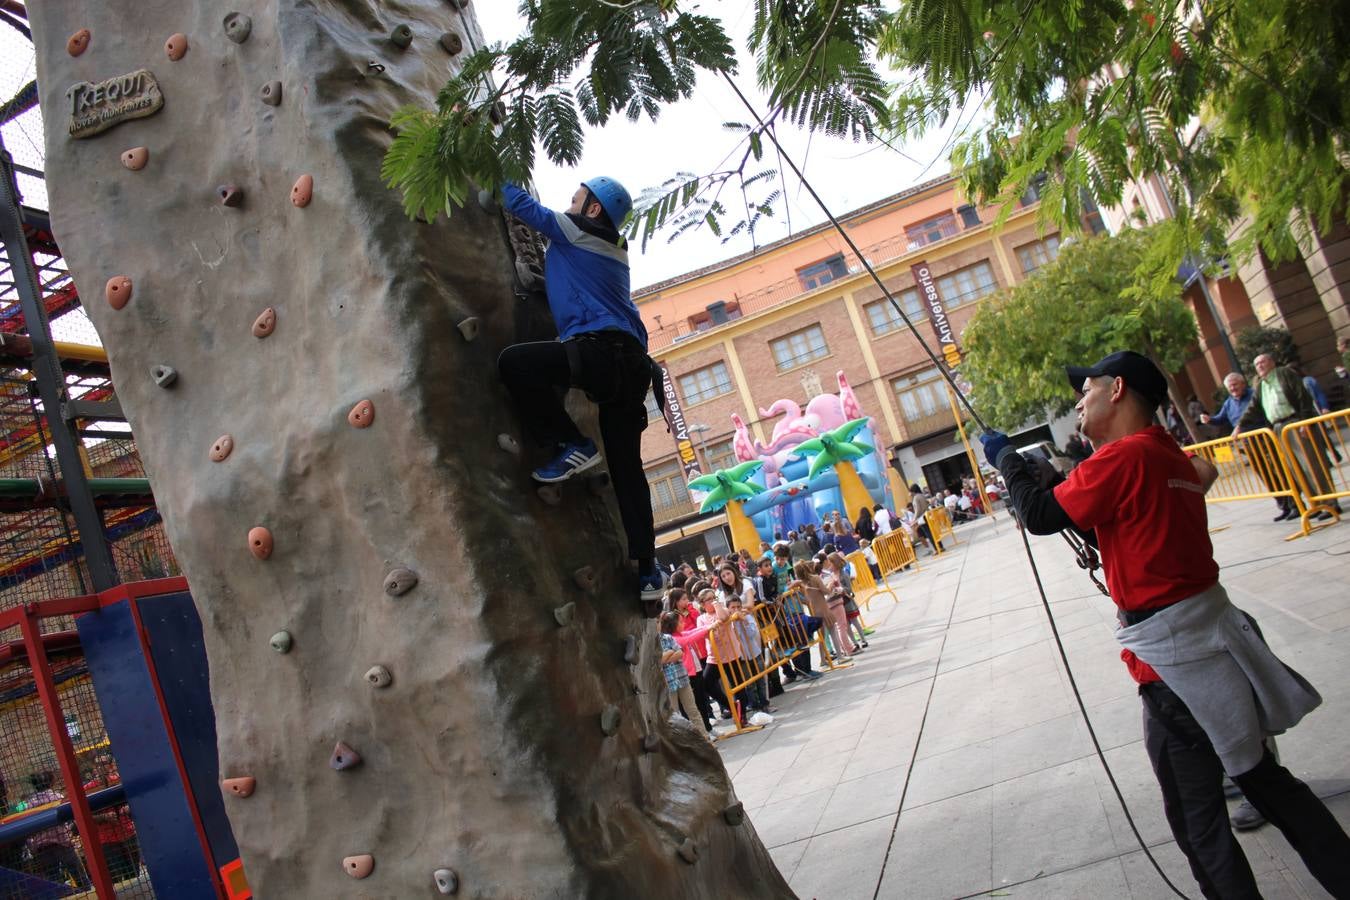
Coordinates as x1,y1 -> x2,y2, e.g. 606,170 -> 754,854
269,631 -> 292,653
433,868 -> 459,895
247,526 -> 273,560
218,184 -> 244,208
223,12 -> 252,44
67,29 -> 92,57
364,665 -> 392,688
600,705 -> 621,736
330,741 -> 362,771
343,855 -> 374,879
678,838 -> 699,864
497,433 -> 520,456
573,566 -> 596,593
553,602 -> 576,627
209,434 -> 234,462
515,259 -> 545,291
439,31 -> 463,55
391,24 -> 414,49
623,634 -> 638,665
536,485 -> 561,506
642,733 -> 660,753
290,174 -> 313,208
222,777 -> 255,798
164,33 -> 189,61
105,276 -> 133,310
723,802 -> 745,826
476,189 -> 494,211
259,80 -> 282,106
120,147 -> 149,171
347,399 -> 375,428
251,307 -> 276,338
150,365 -> 177,388
457,317 -> 480,341
382,567 -> 418,597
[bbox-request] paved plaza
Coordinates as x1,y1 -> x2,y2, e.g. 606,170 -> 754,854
719,500 -> 1350,899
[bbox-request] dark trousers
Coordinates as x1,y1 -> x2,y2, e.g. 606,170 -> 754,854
1142,681 -> 1350,899
791,615 -> 822,675
700,661 -> 732,715
29,843 -> 89,889
689,667 -> 714,731
498,335 -> 656,560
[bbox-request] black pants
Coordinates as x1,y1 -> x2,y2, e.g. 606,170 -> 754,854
498,334 -> 656,560
700,662 -> 732,716
689,666 -> 715,730
1142,681 -> 1350,899
29,843 -> 90,889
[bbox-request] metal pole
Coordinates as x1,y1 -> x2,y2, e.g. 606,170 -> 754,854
944,384 -> 997,524
0,141 -> 121,589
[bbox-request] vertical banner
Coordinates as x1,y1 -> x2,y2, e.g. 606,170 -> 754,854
659,363 -> 702,480
911,261 -> 963,372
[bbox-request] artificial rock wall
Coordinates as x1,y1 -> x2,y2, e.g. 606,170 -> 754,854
28,2 -> 795,897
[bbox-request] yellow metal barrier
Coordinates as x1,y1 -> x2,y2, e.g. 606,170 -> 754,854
1183,427 -> 1311,539
925,506 -> 956,549
1278,410 -> 1347,534
870,530 -> 918,575
845,550 -> 899,609
705,597 -> 847,741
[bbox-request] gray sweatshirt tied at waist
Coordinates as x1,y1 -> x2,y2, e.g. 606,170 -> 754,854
1116,583 -> 1321,775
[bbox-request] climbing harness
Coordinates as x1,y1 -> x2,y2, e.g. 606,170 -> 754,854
719,72 -> 1194,899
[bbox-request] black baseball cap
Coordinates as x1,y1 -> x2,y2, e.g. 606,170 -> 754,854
1066,351 -> 1168,408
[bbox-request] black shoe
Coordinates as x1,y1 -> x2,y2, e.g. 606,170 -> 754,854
1313,511 -> 1333,522
1274,508 -> 1295,522
1230,799 -> 1266,830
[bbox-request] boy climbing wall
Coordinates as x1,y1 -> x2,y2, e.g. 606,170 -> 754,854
496,178 -> 667,604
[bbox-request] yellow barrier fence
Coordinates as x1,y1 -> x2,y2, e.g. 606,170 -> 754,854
845,550 -> 899,609
705,595 -> 850,741
1184,427 -> 1311,539
870,529 -> 918,575
1278,409 -> 1347,534
925,505 -> 956,549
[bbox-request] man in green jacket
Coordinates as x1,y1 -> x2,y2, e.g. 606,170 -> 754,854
1235,353 -> 1342,519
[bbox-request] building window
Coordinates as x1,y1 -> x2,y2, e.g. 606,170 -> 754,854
905,213 -> 959,249
796,254 -> 849,291
648,460 -> 691,511
956,204 -> 982,229
892,368 -> 950,435
1020,173 -> 1048,206
704,438 -> 737,474
644,390 -> 662,421
1016,236 -> 1061,274
770,325 -> 829,372
863,288 -> 924,336
677,362 -> 734,406
935,261 -> 999,308
1080,190 -> 1107,235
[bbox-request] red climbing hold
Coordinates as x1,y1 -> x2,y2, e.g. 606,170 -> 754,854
252,307 -> 276,338
165,33 -> 189,61
105,276 -> 133,310
347,399 -> 375,429
222,777 -> 255,798
209,434 -> 234,462
247,526 -> 273,560
291,174 -> 313,208
67,29 -> 92,57
330,741 -> 363,771
343,855 -> 374,879
121,147 -> 149,171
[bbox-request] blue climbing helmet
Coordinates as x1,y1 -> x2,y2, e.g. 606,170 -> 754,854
581,176 -> 632,227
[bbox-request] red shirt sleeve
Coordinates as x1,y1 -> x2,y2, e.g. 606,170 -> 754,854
1052,440 -> 1137,530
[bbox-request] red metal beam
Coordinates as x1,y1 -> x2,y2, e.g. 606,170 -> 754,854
19,606 -> 117,898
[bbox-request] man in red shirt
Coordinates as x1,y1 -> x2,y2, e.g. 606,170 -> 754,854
982,351 -> 1350,899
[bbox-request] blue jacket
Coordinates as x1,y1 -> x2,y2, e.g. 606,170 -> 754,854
1303,376 -> 1329,412
1209,388 -> 1257,430
502,185 -> 648,348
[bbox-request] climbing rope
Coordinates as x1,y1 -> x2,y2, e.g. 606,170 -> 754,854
719,72 -> 1193,899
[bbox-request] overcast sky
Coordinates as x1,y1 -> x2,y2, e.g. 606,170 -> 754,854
474,4 -> 980,290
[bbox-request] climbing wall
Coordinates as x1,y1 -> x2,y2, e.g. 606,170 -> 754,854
26,3 -> 795,897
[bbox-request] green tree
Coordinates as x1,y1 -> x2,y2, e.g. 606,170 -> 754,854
962,228 -> 1199,431
1234,326 -> 1300,374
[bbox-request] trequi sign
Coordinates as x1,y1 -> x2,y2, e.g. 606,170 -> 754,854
67,70 -> 164,139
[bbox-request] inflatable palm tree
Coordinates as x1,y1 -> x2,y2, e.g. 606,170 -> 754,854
688,461 -> 765,553
795,418 -> 876,520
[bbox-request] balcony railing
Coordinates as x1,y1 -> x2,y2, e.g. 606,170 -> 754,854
900,409 -> 958,441
653,498 -> 697,528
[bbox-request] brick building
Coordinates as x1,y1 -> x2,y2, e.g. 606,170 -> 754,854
638,174 -> 1088,558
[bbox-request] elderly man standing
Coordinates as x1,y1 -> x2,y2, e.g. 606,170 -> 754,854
981,351 -> 1350,900
1202,371 -> 1297,521
1235,354 -> 1342,521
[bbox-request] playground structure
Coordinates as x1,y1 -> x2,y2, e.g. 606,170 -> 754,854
705,372 -> 894,550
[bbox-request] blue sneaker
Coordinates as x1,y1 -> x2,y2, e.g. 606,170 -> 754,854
638,565 -> 668,602
532,440 -> 601,483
